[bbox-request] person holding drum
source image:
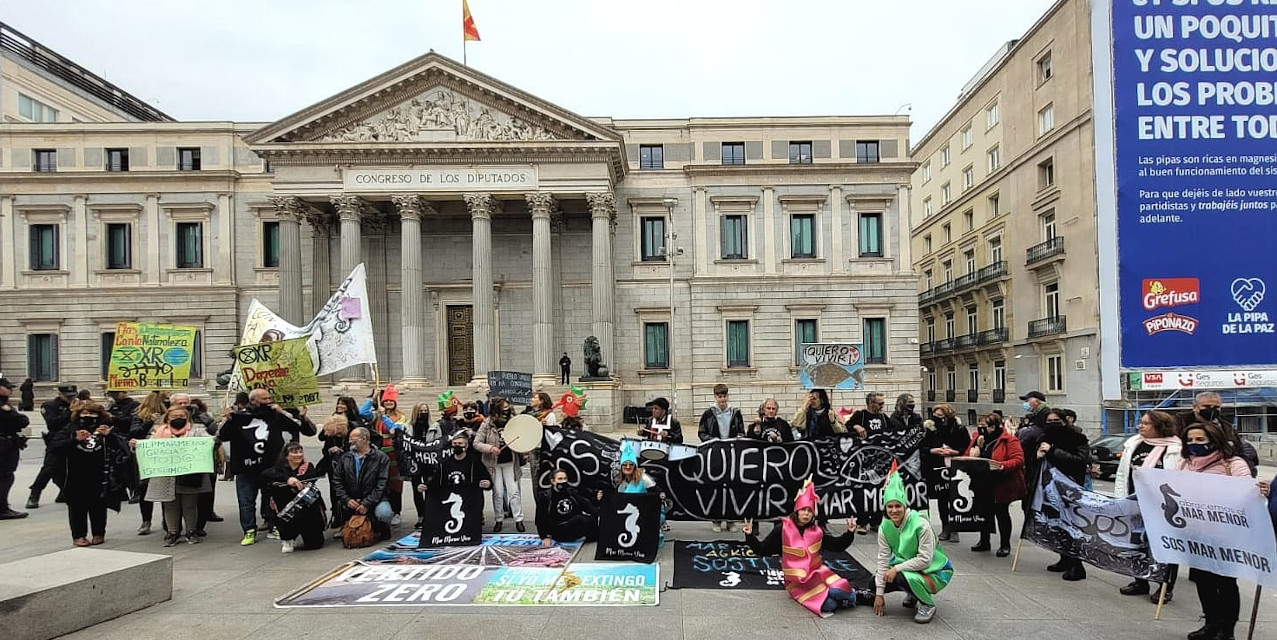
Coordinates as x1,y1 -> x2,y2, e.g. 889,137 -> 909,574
639,397 -> 683,444
262,442 -> 327,553
474,398 -> 527,532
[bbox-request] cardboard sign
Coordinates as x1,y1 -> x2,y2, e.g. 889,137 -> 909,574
231,337 -> 320,408
106,322 -> 198,391
134,436 -> 215,479
487,370 -> 532,406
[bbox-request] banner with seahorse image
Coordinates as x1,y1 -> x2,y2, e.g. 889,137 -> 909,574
420,484 -> 485,547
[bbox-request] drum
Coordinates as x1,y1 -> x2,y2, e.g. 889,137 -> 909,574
276,482 -> 321,523
635,439 -> 669,461
665,443 -> 698,462
503,414 -> 544,453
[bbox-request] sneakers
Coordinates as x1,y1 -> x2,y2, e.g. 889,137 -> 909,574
0,509 -> 29,520
414,517 -> 424,530
281,539 -> 295,554
240,529 -> 258,546
391,514 -> 402,526
949,532 -> 960,543
25,492 -> 40,509
163,533 -> 183,547
727,522 -> 738,532
186,533 -> 201,545
137,521 -> 152,536
265,527 -> 281,540
914,603 -> 937,624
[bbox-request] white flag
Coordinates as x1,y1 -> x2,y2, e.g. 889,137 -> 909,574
235,264 -> 377,380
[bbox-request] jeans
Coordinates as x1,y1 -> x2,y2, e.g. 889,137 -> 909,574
492,462 -> 523,523
67,498 -> 108,539
235,474 -> 262,532
1192,568 -> 1239,627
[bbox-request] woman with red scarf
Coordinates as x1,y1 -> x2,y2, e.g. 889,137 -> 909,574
743,479 -> 862,617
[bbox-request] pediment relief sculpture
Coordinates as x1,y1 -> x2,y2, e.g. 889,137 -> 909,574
318,88 -> 568,143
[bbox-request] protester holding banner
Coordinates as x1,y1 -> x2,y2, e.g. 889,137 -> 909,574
1178,392 -> 1259,477
873,464 -> 952,624
169,393 -> 223,531
261,442 -> 327,553
474,397 -> 526,533
742,479 -> 861,617
699,384 -> 745,533
217,388 -> 310,546
601,440 -> 667,545
127,391 -> 168,535
746,398 -> 794,443
1036,409 -> 1091,581
792,389 -> 844,441
1111,410 -> 1183,602
146,407 -> 213,546
53,401 -> 134,547
361,385 -> 407,526
1178,421 -> 1264,640
922,403 -> 968,542
421,432 -> 492,496
536,468 -> 599,546
965,413 -> 1024,557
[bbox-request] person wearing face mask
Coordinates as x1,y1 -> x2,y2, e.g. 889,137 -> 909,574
461,402 -> 485,434
361,385 -> 408,527
332,427 -> 393,540
474,397 -> 526,532
1111,410 -> 1183,603
1178,392 -> 1259,477
406,402 -> 438,529
1178,421 -> 1269,640
747,398 -> 794,443
921,404 -> 968,542
1035,409 -> 1091,581
146,407 -> 214,547
965,415 -> 1024,557
536,469 -> 599,546
743,480 -> 862,617
217,388 -> 311,546
418,433 -> 492,513
54,401 -> 134,547
1015,391 -> 1049,517
873,463 -> 953,624
261,442 -> 327,553
436,391 -> 466,439
890,394 -> 924,435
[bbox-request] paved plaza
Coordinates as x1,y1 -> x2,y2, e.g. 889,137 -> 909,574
2,426 -> 1274,640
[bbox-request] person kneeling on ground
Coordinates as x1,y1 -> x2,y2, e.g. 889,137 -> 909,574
332,427 -> 393,541
262,442 -> 327,553
536,469 -> 599,546
874,463 -> 953,624
743,478 -> 861,617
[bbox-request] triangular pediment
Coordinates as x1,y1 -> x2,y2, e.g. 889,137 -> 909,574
246,52 -> 621,146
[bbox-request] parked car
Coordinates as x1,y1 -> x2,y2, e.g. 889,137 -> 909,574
1089,434 -> 1131,480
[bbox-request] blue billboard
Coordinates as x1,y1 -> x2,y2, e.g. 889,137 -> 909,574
1110,2 -> 1277,369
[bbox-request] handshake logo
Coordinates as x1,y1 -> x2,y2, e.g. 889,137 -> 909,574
1230,278 -> 1265,312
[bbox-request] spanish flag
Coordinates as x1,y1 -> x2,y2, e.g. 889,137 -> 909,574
463,0 -> 481,42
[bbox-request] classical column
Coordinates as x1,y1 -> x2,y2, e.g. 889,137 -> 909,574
269,196 -> 305,324
305,210 -> 333,314
526,192 -> 556,384
465,193 -> 496,379
586,192 -> 617,375
330,194 -> 364,278
145,194 -> 160,286
393,194 -> 431,382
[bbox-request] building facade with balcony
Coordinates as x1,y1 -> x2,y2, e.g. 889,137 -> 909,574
908,0 -> 1102,431
0,21 -> 921,425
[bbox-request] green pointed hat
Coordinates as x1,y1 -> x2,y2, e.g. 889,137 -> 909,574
881,460 -> 908,507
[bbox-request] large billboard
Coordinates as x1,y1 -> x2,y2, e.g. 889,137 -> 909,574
1096,0 -> 1277,397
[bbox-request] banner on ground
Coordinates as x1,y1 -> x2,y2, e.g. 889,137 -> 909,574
1134,467 -> 1277,589
420,485 -> 486,547
537,428 -> 926,522
1026,464 -> 1166,582
134,436 -> 216,479
487,371 -> 532,406
595,492 -> 661,563
275,562 -> 657,608
797,343 -> 865,390
234,263 -> 376,386
230,337 -> 319,408
947,457 -> 992,533
106,322 -> 198,391
365,533 -> 580,567
670,539 -> 874,591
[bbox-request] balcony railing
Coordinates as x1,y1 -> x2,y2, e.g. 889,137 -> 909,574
934,338 -> 956,352
978,261 -> 1008,283
1028,316 -> 1068,338
933,280 -> 956,298
954,271 -> 979,290
945,390 -> 956,402
921,261 -> 1011,304
967,390 -> 978,403
954,334 -> 978,349
1026,236 -> 1065,265
978,328 -> 1009,345
920,341 -> 935,355
992,389 -> 1006,403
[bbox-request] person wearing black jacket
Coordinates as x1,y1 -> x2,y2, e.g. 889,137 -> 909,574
332,426 -> 393,540
922,404 -> 969,542
846,392 -> 890,439
697,384 -> 745,441
639,397 -> 683,444
261,442 -> 327,553
536,468 -> 599,545
1178,392 -> 1260,476
746,399 -> 794,443
19,378 -> 35,411
1034,408 -> 1091,581
53,401 -> 134,546
0,378 -> 31,519
105,391 -> 139,433
26,385 -> 76,509
217,388 -> 313,546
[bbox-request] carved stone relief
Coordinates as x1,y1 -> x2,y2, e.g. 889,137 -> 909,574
318,88 -> 563,143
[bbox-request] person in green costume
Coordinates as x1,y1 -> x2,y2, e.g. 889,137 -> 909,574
872,462 -> 954,624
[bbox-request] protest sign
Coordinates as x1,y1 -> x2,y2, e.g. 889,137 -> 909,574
487,371 -> 532,406
595,492 -> 661,563
471,563 -> 658,606
947,458 -> 991,533
106,322 -> 198,391
134,436 -> 215,479
671,539 -> 874,591
797,343 -> 865,390
1134,467 -> 1277,589
420,485 -> 486,547
231,337 -> 320,408
1026,464 -> 1166,582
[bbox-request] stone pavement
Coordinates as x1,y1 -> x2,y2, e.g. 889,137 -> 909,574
2,435 -> 1274,640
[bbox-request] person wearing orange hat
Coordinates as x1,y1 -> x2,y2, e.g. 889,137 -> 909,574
360,385 -> 408,527
743,479 -> 862,616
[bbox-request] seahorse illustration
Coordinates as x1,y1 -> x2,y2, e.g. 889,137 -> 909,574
1159,484 -> 1186,529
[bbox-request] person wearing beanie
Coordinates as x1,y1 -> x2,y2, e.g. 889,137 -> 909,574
639,397 -> 683,444
743,478 -> 861,617
361,385 -> 408,527
873,462 -> 953,624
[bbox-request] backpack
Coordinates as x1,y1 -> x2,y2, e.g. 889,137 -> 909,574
342,514 -> 374,549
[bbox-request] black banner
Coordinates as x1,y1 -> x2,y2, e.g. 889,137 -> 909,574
1025,464 -> 1167,582
595,492 -> 662,563
487,371 -> 532,406
395,431 -> 448,480
670,539 -> 874,591
421,484 -> 485,547
947,459 -> 990,533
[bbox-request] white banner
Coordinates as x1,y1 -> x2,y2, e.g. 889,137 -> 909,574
1134,467 -> 1276,588
234,264 -> 377,385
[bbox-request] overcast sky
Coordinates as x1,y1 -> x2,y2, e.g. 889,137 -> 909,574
4,0 -> 1058,140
